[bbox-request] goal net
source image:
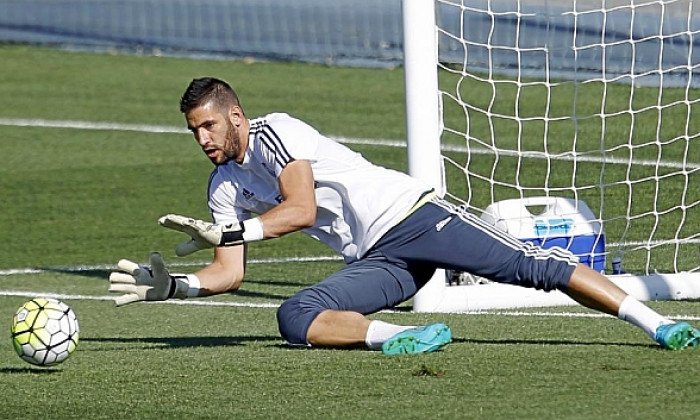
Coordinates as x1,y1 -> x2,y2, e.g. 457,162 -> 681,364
405,0 -> 700,311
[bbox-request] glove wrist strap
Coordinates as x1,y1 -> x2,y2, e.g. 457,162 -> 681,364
169,274 -> 201,299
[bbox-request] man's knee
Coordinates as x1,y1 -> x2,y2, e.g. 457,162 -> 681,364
276,289 -> 330,345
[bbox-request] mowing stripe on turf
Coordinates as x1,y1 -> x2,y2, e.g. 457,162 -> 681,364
1,289 -> 699,321
0,117 -> 696,170
0,290 -> 279,308
0,255 -> 344,276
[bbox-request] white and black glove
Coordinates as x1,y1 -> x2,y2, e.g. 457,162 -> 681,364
108,252 -> 199,306
158,214 -> 263,257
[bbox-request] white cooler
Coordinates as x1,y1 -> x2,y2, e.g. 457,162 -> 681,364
480,196 -> 606,273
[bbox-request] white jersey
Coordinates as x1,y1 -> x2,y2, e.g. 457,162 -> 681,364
207,113 -> 431,262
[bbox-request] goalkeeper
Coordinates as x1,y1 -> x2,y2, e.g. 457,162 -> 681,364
109,77 -> 699,354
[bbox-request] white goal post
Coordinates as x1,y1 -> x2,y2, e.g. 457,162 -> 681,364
403,0 -> 700,312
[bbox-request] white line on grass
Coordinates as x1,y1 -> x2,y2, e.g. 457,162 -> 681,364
0,290 -> 279,308
5,236 -> 700,277
1,253 -> 698,321
2,289 -> 699,321
1,117 -> 697,170
0,255 -> 343,276
5,255 -> 700,321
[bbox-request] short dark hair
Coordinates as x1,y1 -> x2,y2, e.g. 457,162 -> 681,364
179,77 -> 242,114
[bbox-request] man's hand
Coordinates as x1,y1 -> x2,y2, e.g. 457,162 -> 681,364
109,252 -> 187,306
158,214 -> 248,256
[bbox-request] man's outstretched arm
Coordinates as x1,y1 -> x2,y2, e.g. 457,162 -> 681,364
109,244 -> 246,305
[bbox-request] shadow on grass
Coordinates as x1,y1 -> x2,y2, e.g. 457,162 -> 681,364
229,289 -> 291,301
244,278 -> 313,288
270,343 -> 370,352
0,366 -> 62,374
452,336 -> 652,348
69,336 -> 657,354
269,337 -> 655,353
83,336 -> 379,353
81,334 -> 281,349
40,267 -> 112,280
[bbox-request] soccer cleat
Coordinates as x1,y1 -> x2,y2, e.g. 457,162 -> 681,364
381,322 -> 452,355
653,322 -> 700,350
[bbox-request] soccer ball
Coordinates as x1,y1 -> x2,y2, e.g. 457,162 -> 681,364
10,298 -> 80,366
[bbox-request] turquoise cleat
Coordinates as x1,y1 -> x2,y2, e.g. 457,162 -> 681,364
654,322 -> 700,350
381,322 -> 452,355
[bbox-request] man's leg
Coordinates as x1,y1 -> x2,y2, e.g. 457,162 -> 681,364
305,310 -> 372,347
305,310 -> 451,355
564,264 -> 627,315
397,198 -> 699,350
564,264 -> 700,349
276,254 -> 440,350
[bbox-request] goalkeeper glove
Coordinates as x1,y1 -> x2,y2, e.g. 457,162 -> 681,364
108,252 -> 200,306
158,214 -> 264,257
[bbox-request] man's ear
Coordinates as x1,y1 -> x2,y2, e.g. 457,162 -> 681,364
229,106 -> 243,124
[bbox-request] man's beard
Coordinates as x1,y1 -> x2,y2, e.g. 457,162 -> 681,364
216,120 -> 240,165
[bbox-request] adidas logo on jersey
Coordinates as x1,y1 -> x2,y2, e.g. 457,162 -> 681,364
242,188 -> 255,200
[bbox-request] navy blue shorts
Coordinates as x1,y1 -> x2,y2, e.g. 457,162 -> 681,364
277,197 -> 579,344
